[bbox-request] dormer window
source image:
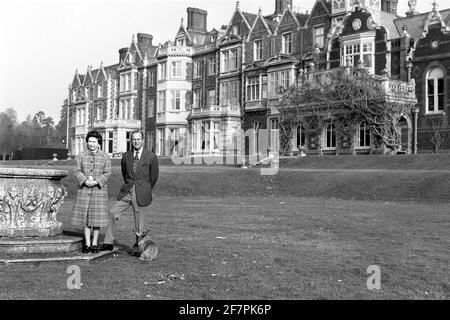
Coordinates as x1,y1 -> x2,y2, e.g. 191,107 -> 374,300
176,38 -> 184,46
211,34 -> 217,42
232,25 -> 238,35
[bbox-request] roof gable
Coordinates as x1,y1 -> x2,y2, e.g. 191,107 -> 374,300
248,11 -> 273,39
393,7 -> 450,40
275,6 -> 301,35
82,66 -> 94,86
175,20 -> 193,44
71,69 -> 83,88
224,6 -> 253,37
119,35 -> 143,69
95,62 -> 107,82
305,0 -> 330,27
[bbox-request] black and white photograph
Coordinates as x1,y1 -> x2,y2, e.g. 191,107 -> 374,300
0,0 -> 449,307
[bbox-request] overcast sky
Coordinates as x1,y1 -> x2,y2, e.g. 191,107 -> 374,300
0,0 -> 434,123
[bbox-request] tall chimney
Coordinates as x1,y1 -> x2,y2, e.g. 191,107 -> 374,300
187,7 -> 208,33
119,47 -> 128,63
275,0 -> 293,14
137,33 -> 153,46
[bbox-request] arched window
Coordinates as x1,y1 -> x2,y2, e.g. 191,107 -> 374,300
326,123 -> 336,148
358,121 -> 371,147
426,67 -> 444,113
296,125 -> 306,148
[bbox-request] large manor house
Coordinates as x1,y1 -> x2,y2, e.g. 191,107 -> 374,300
64,0 -> 450,157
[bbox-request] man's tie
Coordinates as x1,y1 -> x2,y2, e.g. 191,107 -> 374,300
133,151 -> 139,173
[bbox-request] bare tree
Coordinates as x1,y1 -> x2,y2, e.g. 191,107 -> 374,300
278,67 -> 414,155
429,117 -> 447,153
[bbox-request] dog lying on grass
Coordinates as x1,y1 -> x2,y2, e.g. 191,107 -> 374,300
137,230 -> 158,261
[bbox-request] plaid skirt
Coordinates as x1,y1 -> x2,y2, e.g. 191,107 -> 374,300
71,186 -> 109,228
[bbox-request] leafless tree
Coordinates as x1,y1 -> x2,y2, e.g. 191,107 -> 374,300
429,117 -> 447,153
278,67 -> 414,155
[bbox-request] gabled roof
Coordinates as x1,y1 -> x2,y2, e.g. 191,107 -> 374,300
393,7 -> 450,40
304,0 -> 330,27
248,9 -> 273,38
175,19 -> 193,44
242,11 -> 257,27
224,3 -> 255,36
295,13 -> 309,27
82,66 -> 95,86
137,42 -> 158,60
71,69 -> 84,88
274,6 -> 302,35
118,35 -> 150,69
94,62 -> 107,83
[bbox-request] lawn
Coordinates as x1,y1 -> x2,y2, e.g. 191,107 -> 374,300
0,155 -> 449,300
0,196 -> 448,300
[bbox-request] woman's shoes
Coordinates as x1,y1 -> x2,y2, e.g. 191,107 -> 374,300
90,245 -> 99,253
82,244 -> 90,253
82,244 -> 99,253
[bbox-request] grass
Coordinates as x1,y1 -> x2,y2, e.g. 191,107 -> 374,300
0,154 -> 449,299
0,197 -> 448,299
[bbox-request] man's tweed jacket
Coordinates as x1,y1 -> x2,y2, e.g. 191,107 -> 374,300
117,149 -> 159,207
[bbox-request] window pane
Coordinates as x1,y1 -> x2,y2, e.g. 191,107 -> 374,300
438,78 -> 444,94
428,79 -> 434,95
438,94 -> 444,111
363,54 -> 372,68
428,96 -> 435,112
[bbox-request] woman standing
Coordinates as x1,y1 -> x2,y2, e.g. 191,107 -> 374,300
71,131 -> 111,253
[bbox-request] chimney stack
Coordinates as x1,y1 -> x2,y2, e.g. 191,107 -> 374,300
137,33 -> 153,46
187,7 -> 208,33
119,47 -> 128,63
275,0 -> 293,14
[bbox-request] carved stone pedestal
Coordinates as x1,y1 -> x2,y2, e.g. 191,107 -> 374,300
0,167 -> 118,265
0,234 -> 82,254
0,168 -> 68,238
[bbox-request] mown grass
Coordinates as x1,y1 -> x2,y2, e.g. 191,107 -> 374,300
0,197 -> 448,300
0,154 -> 449,300
50,165 -> 450,203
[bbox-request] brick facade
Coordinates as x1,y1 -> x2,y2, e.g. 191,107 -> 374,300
65,0 -> 450,157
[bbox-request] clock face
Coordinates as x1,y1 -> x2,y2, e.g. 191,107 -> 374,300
431,39 -> 439,49
352,19 -> 362,31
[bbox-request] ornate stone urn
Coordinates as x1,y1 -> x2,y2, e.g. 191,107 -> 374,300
0,167 -> 68,238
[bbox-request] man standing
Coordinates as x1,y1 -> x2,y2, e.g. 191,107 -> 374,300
101,131 -> 159,257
